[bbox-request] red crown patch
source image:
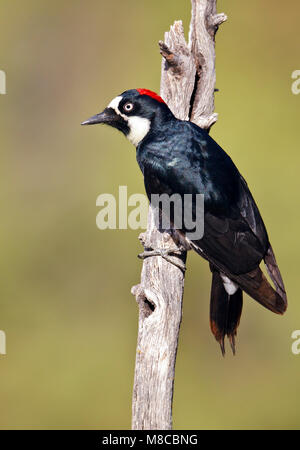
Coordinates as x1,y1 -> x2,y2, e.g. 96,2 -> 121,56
137,88 -> 165,104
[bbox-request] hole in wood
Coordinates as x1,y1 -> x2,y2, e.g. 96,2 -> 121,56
143,298 -> 156,317
188,71 -> 200,119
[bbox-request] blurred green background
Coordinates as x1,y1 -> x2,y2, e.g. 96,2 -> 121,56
0,0 -> 299,430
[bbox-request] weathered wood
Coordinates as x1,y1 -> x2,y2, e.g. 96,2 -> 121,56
131,0 -> 226,430
189,0 -> 227,129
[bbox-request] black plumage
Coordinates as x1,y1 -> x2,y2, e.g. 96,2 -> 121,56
137,109 -> 287,352
82,89 -> 287,354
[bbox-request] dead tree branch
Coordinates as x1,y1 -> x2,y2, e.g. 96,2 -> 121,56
131,0 -> 226,430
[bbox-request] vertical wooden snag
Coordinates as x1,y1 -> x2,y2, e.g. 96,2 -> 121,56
131,0 -> 227,430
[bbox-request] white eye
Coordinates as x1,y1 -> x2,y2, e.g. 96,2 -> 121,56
123,102 -> 134,112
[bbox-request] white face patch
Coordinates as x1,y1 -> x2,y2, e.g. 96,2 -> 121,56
127,116 -> 151,147
221,274 -> 239,295
107,95 -> 151,147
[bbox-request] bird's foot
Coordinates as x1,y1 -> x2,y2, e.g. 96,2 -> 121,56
138,246 -> 187,272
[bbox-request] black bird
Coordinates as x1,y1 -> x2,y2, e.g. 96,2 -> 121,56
82,88 -> 287,355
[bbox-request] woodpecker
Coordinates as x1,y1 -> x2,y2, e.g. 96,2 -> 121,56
82,88 -> 287,355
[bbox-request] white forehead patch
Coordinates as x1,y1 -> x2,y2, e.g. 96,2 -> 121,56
108,96 -> 123,112
107,95 -> 150,147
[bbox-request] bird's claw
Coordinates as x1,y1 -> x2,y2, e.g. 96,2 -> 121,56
138,247 -> 186,272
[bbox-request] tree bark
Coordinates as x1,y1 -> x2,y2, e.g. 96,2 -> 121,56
131,0 -> 227,430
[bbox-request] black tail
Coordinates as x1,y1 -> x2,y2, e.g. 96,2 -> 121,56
210,268 -> 243,356
231,244 -> 287,315
264,244 -> 287,308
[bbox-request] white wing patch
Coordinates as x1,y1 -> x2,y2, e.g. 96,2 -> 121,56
167,157 -> 180,167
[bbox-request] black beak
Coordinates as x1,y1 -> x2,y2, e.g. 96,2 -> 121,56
81,107 -> 117,126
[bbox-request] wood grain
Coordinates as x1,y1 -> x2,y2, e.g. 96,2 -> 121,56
131,0 -> 227,430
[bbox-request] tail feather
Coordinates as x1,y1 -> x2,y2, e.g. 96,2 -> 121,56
192,240 -> 287,316
226,288 -> 243,355
232,247 -> 287,315
264,244 -> 287,305
210,269 -> 243,355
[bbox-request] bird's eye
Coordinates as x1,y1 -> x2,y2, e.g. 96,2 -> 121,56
123,102 -> 134,112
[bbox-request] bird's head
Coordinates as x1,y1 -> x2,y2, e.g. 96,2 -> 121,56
81,89 -> 173,147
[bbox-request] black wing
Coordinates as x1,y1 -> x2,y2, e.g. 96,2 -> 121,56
196,177 -> 269,274
140,121 -> 269,276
